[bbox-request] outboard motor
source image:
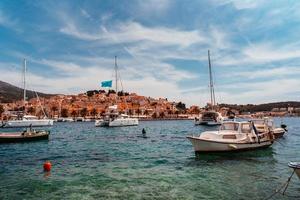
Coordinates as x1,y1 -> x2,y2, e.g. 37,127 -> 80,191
281,124 -> 288,132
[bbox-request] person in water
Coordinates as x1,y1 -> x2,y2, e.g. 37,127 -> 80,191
142,128 -> 146,138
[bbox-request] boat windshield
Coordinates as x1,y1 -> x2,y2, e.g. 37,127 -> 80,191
220,123 -> 239,131
252,120 -> 264,125
241,123 -> 252,133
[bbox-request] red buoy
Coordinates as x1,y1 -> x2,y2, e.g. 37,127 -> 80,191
43,161 -> 52,172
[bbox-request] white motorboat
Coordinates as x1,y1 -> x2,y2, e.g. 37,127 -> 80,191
251,117 -> 287,139
195,111 -> 223,126
2,59 -> 53,128
95,106 -> 138,127
187,121 -> 274,152
194,50 -> 224,126
288,162 -> 300,179
56,117 -> 74,122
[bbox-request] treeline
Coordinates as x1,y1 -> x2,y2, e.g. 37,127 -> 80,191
86,90 -> 130,97
219,101 -> 300,113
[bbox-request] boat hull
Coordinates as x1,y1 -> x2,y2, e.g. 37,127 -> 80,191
194,120 -> 221,126
296,169 -> 300,179
109,118 -> 138,127
273,128 -> 286,139
288,162 -> 300,179
187,136 -> 273,152
95,118 -> 138,127
95,120 -> 109,127
2,119 -> 54,128
0,131 -> 49,143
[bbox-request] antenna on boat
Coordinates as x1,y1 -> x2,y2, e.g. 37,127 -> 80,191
208,50 -> 215,109
23,59 -> 27,106
115,56 -> 118,93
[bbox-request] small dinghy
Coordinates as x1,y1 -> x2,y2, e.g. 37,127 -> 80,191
0,129 -> 50,143
187,121 -> 274,153
288,162 -> 300,179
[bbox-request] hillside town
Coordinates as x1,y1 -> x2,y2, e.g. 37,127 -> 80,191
1,90 -> 300,121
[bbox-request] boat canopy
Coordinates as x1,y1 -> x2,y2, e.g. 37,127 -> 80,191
220,122 -> 253,133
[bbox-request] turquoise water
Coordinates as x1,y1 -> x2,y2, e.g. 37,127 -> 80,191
0,118 -> 299,199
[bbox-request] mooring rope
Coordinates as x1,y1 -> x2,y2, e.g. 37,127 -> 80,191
264,170 -> 295,200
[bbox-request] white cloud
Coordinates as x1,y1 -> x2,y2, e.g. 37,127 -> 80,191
61,20 -> 205,47
244,43 -> 300,62
217,78 -> 300,104
223,66 -> 300,79
215,0 -> 265,10
0,9 -> 19,30
135,0 -> 171,16
216,41 -> 300,67
80,8 -> 91,19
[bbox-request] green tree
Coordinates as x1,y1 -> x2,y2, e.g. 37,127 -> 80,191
152,112 -> 157,119
175,110 -> 179,118
136,109 -> 141,117
51,106 -> 58,117
80,108 -> 88,117
27,107 -> 36,115
61,108 -> 68,117
159,112 -> 165,118
90,108 -> 97,117
71,110 -> 77,118
144,110 -> 149,116
0,105 -> 4,120
176,102 -> 186,111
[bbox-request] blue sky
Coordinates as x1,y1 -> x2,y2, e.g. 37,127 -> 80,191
1,0 -> 300,106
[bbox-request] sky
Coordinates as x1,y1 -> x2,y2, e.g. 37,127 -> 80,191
1,0 -> 300,106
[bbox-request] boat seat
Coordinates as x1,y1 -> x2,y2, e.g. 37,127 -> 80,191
222,135 -> 237,139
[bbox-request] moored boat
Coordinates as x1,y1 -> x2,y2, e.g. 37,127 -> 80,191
0,129 -> 50,143
95,106 -> 138,127
195,111 -> 223,126
288,162 -> 300,179
194,50 -> 224,126
2,59 -> 53,128
187,121 -> 274,152
251,117 -> 287,139
2,115 -> 53,128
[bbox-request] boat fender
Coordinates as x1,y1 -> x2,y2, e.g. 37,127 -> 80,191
228,144 -> 237,149
43,161 -> 52,172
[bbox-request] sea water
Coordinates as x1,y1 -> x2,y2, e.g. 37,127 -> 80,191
0,118 -> 299,199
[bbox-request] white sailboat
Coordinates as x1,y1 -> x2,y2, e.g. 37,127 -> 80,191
187,121 -> 274,152
195,50 -> 223,126
2,59 -> 53,128
95,56 -> 138,127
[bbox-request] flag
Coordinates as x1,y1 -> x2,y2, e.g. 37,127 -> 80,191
101,80 -> 112,87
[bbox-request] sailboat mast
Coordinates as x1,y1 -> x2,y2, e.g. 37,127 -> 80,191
208,50 -> 214,107
115,56 -> 118,93
23,59 -> 27,105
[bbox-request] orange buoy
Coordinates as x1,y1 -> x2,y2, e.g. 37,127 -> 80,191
43,161 -> 52,172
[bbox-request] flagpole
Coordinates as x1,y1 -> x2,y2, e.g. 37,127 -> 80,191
115,56 -> 118,93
